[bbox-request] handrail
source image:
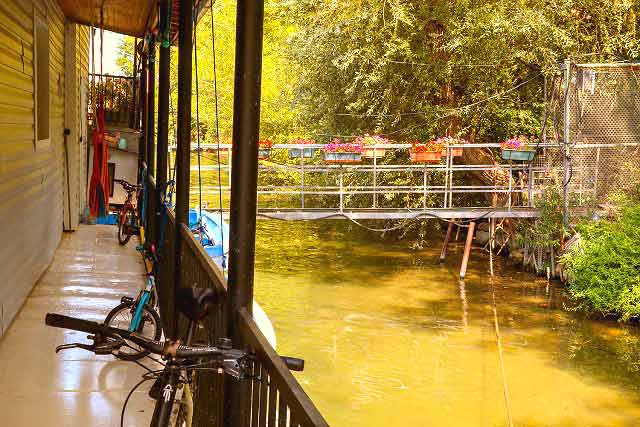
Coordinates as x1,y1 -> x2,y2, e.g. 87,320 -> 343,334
239,308 -> 329,427
179,223 -> 227,294
153,205 -> 328,426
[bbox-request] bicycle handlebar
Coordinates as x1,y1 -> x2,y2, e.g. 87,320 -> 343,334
45,313 -> 225,359
114,179 -> 139,193
45,313 -> 306,372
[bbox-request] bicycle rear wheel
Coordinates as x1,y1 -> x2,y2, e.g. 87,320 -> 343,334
118,205 -> 134,245
104,302 -> 161,360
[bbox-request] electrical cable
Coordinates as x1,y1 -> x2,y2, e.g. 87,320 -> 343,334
209,0 -> 226,271
120,377 -> 155,427
193,4 -> 203,228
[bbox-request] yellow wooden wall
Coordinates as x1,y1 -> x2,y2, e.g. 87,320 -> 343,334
0,0 -> 89,336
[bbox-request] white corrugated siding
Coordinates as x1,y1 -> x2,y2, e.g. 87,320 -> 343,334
0,0 -> 88,337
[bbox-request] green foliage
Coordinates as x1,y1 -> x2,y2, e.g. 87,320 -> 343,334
277,0 -> 639,140
515,184 -> 566,250
562,200 -> 640,321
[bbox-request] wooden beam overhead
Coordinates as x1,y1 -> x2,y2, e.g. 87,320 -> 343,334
57,0 -> 157,37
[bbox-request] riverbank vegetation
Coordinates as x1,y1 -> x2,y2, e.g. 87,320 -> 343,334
562,193 -> 640,321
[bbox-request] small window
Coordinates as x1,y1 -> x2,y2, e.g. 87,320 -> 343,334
34,15 -> 50,141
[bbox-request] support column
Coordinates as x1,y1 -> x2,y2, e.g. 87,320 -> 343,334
173,0 -> 193,339
145,38 -> 156,242
146,38 -> 156,178
439,221 -> 454,263
138,48 -> 148,178
156,1 -> 170,249
459,221 -> 476,280
225,0 -> 265,425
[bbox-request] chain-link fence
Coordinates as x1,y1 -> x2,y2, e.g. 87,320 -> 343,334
539,62 -> 640,214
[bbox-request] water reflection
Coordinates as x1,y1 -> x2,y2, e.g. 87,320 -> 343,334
252,220 -> 640,427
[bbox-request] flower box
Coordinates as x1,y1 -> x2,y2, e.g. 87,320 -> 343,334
410,151 -> 442,163
362,147 -> 387,159
258,148 -> 272,160
288,148 -> 316,158
500,148 -> 536,161
357,135 -> 389,159
324,151 -> 362,163
500,136 -> 538,162
258,139 -> 273,160
323,139 -> 363,164
441,147 -> 463,157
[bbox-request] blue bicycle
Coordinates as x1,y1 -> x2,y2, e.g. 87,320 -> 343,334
103,244 -> 161,360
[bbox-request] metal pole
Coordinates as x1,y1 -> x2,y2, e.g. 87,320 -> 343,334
156,1 -> 170,249
563,58 -> 571,227
173,0 -> 193,340
300,152 -> 305,208
226,0 -> 265,424
373,147 -> 377,208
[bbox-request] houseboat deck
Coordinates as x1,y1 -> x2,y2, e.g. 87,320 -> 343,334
0,226 -> 153,426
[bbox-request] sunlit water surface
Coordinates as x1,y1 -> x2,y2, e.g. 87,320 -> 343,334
249,221 -> 640,427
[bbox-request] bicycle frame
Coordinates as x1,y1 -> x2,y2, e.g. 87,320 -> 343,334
129,275 -> 156,332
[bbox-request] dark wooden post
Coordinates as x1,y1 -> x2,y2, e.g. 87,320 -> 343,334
146,38 -> 156,178
138,48 -> 148,179
173,0 -> 193,340
145,38 -> 156,242
225,0 -> 265,424
156,1 -> 170,250
130,37 -> 138,129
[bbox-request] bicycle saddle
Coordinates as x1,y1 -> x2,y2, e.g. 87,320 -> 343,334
177,287 -> 220,321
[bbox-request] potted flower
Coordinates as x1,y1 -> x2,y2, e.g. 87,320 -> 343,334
258,139 -> 273,160
409,140 -> 445,163
357,134 -> 390,159
500,135 -> 538,161
323,139 -> 363,164
288,138 -> 317,159
438,136 -> 467,157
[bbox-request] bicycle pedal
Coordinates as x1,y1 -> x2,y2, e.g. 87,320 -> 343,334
121,296 -> 134,304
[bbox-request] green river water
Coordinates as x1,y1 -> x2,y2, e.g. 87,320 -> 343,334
250,221 -> 640,427
188,158 -> 640,426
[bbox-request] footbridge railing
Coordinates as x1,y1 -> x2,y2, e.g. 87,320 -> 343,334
189,142 -> 636,219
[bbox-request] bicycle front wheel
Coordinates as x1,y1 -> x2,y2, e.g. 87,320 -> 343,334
104,302 -> 161,360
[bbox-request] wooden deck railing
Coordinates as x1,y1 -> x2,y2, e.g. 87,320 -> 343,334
90,74 -> 137,128
147,182 -> 328,427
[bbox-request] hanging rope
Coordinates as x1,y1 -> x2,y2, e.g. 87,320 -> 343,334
193,1 -> 205,241
209,0 -> 226,269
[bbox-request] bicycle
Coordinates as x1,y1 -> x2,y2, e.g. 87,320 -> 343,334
45,287 -> 304,427
104,243 -> 162,360
116,179 -> 142,246
106,179 -> 176,360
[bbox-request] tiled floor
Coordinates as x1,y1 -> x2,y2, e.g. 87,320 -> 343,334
0,225 -> 155,426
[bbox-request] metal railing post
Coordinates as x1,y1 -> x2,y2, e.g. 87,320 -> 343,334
339,169 -> 344,212
300,150 -> 305,208
563,58 -> 571,227
373,147 -> 378,208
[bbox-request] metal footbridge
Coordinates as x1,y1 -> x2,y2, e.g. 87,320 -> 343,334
186,141 -> 628,221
